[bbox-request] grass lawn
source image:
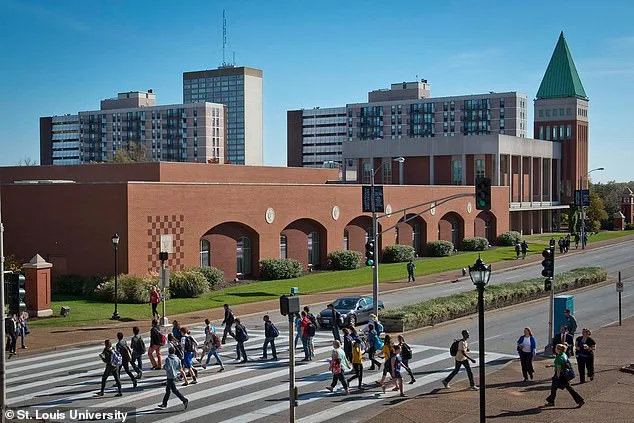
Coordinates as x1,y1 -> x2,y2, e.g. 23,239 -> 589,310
525,230 -> 634,245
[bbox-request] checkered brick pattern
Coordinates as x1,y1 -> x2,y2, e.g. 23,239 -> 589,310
147,214 -> 185,273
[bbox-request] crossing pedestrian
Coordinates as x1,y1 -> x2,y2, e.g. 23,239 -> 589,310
130,326 -> 145,379
202,327 -> 224,371
300,311 -> 313,361
381,345 -> 410,397
442,330 -> 478,390
179,327 -> 198,384
517,327 -> 536,381
234,318 -> 249,363
304,306 -> 317,356
115,332 -> 138,388
294,313 -> 302,350
326,340 -> 350,394
167,333 -> 188,383
552,325 -> 574,357
407,259 -> 416,282
397,335 -> 416,384
342,328 -> 353,363
575,328 -> 596,383
262,315 -> 278,360
172,320 -> 183,342
157,346 -> 189,410
150,286 -> 161,320
376,334 -> 394,386
96,339 -> 122,397
366,323 -> 382,371
148,319 -> 163,370
545,344 -> 584,407
327,303 -> 342,342
221,304 -> 236,344
199,319 -> 216,363
346,339 -> 364,389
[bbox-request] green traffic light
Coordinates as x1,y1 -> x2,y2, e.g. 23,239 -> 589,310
366,259 -> 374,266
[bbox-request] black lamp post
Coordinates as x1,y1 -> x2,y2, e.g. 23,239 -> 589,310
469,255 -> 491,423
111,233 -> 120,320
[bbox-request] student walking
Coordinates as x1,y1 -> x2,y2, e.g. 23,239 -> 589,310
202,327 -> 224,371
442,330 -> 478,390
157,347 -> 189,410
381,345 -> 410,397
575,328 -> 596,383
327,304 -> 342,342
515,242 -> 521,259
300,311 -> 314,361
150,286 -> 161,320
376,334 -> 394,386
366,323 -> 383,371
397,335 -> 416,384
326,341 -> 350,394
545,344 -> 584,407
234,318 -> 249,362
564,309 -> 578,336
221,304 -> 236,344
407,259 -> 416,282
521,240 -> 528,259
262,315 -> 279,360
179,327 -> 198,384
96,340 -> 122,397
199,319 -> 216,363
304,306 -> 317,356
115,332 -> 138,388
130,326 -> 145,379
148,319 -> 163,370
347,339 -> 364,389
18,312 -> 28,349
167,334 -> 188,383
517,327 -> 536,381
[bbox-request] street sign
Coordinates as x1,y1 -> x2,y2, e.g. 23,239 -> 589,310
574,189 -> 590,207
362,186 -> 384,213
160,234 -> 173,253
616,280 -> 624,293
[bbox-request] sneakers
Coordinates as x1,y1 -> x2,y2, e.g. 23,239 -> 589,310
95,392 -> 104,397
201,364 -> 207,369
191,379 -> 198,384
157,404 -> 167,408
115,392 -> 123,397
469,386 -> 479,391
136,373 -> 143,380
344,389 -> 350,395
409,379 -> 416,385
218,367 -> 225,372
183,399 -> 189,410
133,379 -> 138,388
544,401 -> 555,407
326,386 -> 333,392
442,380 -> 450,389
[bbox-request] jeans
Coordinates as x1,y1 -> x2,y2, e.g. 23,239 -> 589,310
331,373 -> 348,390
263,337 -> 277,358
519,351 -> 534,379
347,363 -> 364,388
546,375 -> 584,404
577,355 -> 594,383
19,327 -> 26,348
100,366 -> 122,393
408,270 -> 415,282
402,358 -> 415,381
236,341 -> 248,361
443,359 -> 475,386
151,302 -> 159,319
301,336 -> 311,359
368,346 -> 381,369
130,353 -> 143,374
162,378 -> 187,406
222,324 -> 235,343
332,326 -> 341,342
205,348 -> 224,367
120,361 -> 137,383
294,332 -> 301,349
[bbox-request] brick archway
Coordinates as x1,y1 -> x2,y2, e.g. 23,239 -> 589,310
438,212 -> 464,248
201,222 -> 260,280
344,216 -> 384,259
474,211 -> 497,243
396,214 -> 427,256
281,218 -> 328,270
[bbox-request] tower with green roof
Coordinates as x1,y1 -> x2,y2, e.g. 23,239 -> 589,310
534,32 -> 588,203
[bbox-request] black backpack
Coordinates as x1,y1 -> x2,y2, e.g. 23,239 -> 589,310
449,339 -> 461,357
307,321 -> 316,337
184,336 -> 195,353
174,343 -> 184,360
401,343 -> 412,360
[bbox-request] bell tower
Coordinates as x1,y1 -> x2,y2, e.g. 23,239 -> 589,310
534,32 -> 588,203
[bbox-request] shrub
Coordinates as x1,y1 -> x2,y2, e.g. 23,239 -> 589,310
497,231 -> 521,246
625,223 -> 634,231
461,237 -> 489,251
55,274 -> 105,298
94,274 -> 153,303
192,266 -> 224,289
426,240 -> 454,257
168,270 -> 209,298
381,245 -> 416,263
327,250 -> 362,270
259,259 -> 303,281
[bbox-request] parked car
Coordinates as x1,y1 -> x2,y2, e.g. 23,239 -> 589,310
316,296 -> 384,328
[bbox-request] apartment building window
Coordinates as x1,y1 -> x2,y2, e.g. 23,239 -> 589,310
546,126 -> 551,140
567,125 -> 572,139
382,161 -> 392,184
539,126 -> 544,139
451,158 -> 462,185
539,110 -> 543,118
362,161 -> 372,184
475,159 -> 485,179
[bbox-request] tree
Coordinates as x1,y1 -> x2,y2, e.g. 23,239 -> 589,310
109,142 -> 148,163
17,157 -> 38,166
586,190 -> 609,230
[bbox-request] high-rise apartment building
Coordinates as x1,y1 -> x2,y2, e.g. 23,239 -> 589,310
183,66 -> 263,166
287,107 -> 347,168
40,91 -> 226,165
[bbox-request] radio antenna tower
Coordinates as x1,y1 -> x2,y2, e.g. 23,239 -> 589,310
222,9 -> 227,66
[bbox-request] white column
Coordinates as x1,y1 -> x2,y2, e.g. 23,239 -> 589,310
540,157 -> 544,203
496,152 -> 501,186
556,158 -> 561,202
509,154 -> 513,204
530,156 -> 534,205
519,155 -> 523,205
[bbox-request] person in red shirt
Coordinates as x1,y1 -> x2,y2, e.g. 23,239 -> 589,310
299,311 -> 313,361
150,286 -> 161,320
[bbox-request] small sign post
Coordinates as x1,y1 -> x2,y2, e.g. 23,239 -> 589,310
159,235 -> 172,327
617,271 -> 623,326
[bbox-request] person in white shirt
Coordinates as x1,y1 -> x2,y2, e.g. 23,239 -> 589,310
516,327 -> 536,381
442,330 -> 478,390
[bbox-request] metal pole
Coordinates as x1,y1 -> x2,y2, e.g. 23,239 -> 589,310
161,258 -> 167,327
478,284 -> 486,423
371,168 -> 379,316
0,187 -> 7,422
580,175 -> 586,250
288,313 -> 295,423
544,238 -> 555,356
112,244 -> 120,320
619,271 -> 622,326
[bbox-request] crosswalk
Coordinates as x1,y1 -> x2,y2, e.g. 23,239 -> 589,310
6,325 -> 515,423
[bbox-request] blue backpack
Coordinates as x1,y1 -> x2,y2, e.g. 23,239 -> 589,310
374,321 -> 384,334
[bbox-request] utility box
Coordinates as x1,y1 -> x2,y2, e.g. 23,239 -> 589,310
554,295 -> 574,337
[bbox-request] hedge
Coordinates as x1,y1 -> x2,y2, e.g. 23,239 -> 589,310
259,258 -> 303,280
55,274 -> 104,298
382,245 -> 416,263
461,237 -> 489,251
94,274 -> 154,304
169,270 -> 209,298
327,250 -> 362,270
626,223 -> 634,231
380,267 -> 607,331
191,266 -> 224,289
427,240 -> 454,257
497,231 -> 521,246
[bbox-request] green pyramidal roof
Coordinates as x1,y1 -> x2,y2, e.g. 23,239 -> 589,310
536,32 -> 588,100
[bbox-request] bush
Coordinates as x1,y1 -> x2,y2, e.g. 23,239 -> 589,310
426,240 -> 454,257
168,270 -> 209,298
327,250 -> 362,270
381,267 -> 607,330
381,245 -> 416,263
94,274 -> 153,303
625,223 -> 634,231
461,237 -> 489,251
497,231 -> 521,246
55,274 -> 105,298
192,266 -> 224,289
259,259 -> 303,281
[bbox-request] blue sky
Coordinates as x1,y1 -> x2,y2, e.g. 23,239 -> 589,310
0,0 -> 632,183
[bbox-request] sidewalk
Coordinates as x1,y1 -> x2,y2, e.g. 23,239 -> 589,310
368,316 -> 634,423
16,232 -> 634,355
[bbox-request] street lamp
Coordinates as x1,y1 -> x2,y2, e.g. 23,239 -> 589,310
469,255 -> 491,423
579,167 -> 605,249
111,233 -> 120,320
371,156 -> 405,315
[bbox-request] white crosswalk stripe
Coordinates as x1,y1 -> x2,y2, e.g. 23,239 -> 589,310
7,325 -> 515,423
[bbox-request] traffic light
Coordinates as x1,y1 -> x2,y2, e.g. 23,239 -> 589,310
6,272 -> 26,315
544,278 -> 552,291
475,177 -> 492,211
365,240 -> 375,266
541,248 -> 554,278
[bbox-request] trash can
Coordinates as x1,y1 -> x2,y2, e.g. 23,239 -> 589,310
554,295 -> 574,338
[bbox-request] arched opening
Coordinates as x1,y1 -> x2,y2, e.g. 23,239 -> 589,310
281,218 -> 328,270
396,214 -> 427,256
308,231 -> 320,266
200,222 -> 259,280
474,211 -> 497,243
438,212 -> 465,248
344,216 -> 383,261
236,236 -> 251,275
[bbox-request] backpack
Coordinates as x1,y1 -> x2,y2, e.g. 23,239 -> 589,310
306,321 -> 316,337
174,343 -> 184,360
211,332 -> 222,349
270,324 -> 280,338
401,343 -> 412,360
450,339 -> 461,357
236,325 -> 249,342
374,334 -> 384,350
110,348 -> 123,367
564,358 -> 576,381
160,333 -> 167,346
117,342 -> 132,362
374,321 -> 384,334
184,336 -> 195,353
131,336 -> 146,355
307,313 -> 318,327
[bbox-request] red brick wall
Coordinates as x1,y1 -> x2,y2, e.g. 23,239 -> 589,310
403,157 -> 430,185
434,156 -> 452,185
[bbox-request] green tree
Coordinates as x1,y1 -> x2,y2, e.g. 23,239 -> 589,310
109,142 -> 148,163
586,190 -> 609,229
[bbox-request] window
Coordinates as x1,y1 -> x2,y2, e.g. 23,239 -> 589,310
413,223 -> 421,252
566,108 -> 571,116
546,126 -> 551,140
236,236 -> 251,275
546,109 -> 551,117
199,239 -> 210,267
559,108 -> 565,116
559,126 -> 564,139
382,161 -> 392,184
280,235 -> 287,259
553,109 -> 558,117
343,230 -> 349,250
308,231 -> 320,267
451,158 -> 462,185
552,126 -> 557,140
566,125 -> 572,139
475,159 -> 485,179
539,126 -> 544,139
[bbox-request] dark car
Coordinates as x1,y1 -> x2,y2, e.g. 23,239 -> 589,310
316,296 -> 384,328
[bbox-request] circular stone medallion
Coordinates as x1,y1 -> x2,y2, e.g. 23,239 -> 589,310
385,204 -> 393,217
265,207 -> 275,224
331,205 -> 340,221
467,201 -> 473,214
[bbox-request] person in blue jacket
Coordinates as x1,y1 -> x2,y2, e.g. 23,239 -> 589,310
517,327 -> 536,381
